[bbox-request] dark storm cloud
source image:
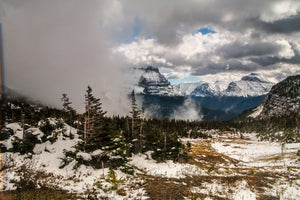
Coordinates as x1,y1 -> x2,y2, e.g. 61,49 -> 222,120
250,56 -> 281,66
251,42 -> 300,66
256,13 -> 300,34
251,53 -> 300,66
191,60 -> 260,76
217,41 -> 282,59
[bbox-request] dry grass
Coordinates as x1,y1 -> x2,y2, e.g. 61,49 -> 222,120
142,138 -> 290,200
188,140 -> 239,173
0,189 -> 78,200
144,176 -> 228,200
0,191 -> 15,200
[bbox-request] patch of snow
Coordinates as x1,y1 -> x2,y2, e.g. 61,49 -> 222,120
249,105 -> 263,118
212,139 -> 300,168
6,123 -> 21,133
6,123 -> 23,139
233,180 -> 256,200
129,153 -> 204,178
33,141 -> 52,154
91,149 -> 104,156
280,184 -> 300,200
76,152 -> 92,161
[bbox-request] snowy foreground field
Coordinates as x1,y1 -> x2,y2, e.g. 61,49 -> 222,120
1,123 -> 300,199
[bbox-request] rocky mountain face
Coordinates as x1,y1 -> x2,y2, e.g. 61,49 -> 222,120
256,75 -> 300,119
134,66 -> 275,121
136,66 -> 179,96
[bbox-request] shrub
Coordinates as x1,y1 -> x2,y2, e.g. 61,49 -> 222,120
106,168 -> 123,190
0,128 -> 13,140
9,134 -> 40,155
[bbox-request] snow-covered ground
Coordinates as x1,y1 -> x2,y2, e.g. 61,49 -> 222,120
212,133 -> 300,168
1,123 -> 300,199
129,153 -> 205,178
210,133 -> 300,199
2,122 -> 148,199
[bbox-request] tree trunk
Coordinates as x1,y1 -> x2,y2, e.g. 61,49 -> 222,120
84,116 -> 87,149
21,113 -> 25,140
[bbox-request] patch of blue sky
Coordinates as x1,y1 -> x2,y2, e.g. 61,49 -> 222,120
169,76 -> 201,85
195,27 -> 216,35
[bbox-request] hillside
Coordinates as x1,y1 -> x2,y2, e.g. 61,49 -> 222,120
244,75 -> 300,119
259,75 -> 300,119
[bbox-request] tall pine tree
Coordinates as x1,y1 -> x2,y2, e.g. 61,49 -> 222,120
130,90 -> 139,139
83,86 -> 106,150
129,90 -> 144,152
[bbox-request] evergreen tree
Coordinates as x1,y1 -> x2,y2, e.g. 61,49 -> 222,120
83,86 -> 106,149
61,93 -> 76,125
130,90 -> 139,138
129,90 -> 143,152
84,86 -> 93,146
61,93 -> 72,112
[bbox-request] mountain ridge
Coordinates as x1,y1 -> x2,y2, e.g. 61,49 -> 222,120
133,66 -> 275,120
135,66 -> 274,98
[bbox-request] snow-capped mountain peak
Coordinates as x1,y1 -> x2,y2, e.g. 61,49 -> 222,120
135,66 -> 180,96
138,66 -> 170,87
241,72 -> 268,83
190,83 -> 220,97
223,74 -> 273,97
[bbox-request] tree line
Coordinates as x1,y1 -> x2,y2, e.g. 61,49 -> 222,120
1,85 -> 299,170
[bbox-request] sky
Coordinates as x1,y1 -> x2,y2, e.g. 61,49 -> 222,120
1,0 -> 300,114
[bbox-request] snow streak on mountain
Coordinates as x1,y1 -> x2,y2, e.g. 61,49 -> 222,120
134,67 -> 274,98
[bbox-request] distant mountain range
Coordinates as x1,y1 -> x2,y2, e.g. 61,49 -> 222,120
134,66 -> 275,120
6,66 -> 298,122
135,66 -> 273,97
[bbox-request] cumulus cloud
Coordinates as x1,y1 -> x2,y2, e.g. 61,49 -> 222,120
113,0 -> 300,80
115,27 -> 300,78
